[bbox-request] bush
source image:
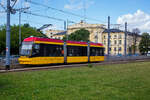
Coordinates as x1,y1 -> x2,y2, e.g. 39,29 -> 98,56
88,63 -> 93,68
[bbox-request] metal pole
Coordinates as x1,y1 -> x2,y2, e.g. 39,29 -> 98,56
6,0 -> 10,70
124,22 -> 127,56
64,21 -> 66,30
66,19 -> 68,40
118,34 -> 119,55
63,41 -> 67,64
19,11 -> 21,54
107,16 -> 110,56
87,41 -> 90,62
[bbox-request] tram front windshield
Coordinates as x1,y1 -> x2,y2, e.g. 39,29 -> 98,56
20,42 -> 33,56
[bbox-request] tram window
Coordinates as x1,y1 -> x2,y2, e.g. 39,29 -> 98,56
46,44 -> 63,57
32,44 -> 63,57
32,44 -> 40,57
90,47 -> 104,56
67,46 -> 87,56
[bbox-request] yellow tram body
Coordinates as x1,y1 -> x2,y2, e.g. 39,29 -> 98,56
19,37 -> 105,65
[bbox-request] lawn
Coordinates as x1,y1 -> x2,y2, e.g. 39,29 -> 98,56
0,62 -> 150,100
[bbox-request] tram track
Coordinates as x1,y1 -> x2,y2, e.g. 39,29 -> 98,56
0,57 -> 150,73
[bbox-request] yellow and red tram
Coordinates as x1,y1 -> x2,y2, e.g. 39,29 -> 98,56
19,37 -> 105,65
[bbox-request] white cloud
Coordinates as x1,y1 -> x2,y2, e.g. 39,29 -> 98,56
0,0 -> 6,17
117,10 -> 150,33
23,1 -> 30,8
43,0 -> 51,5
64,0 -> 94,10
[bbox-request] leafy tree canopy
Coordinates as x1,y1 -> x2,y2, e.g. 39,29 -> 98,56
139,32 -> 150,54
0,24 -> 47,55
131,28 -> 141,54
132,28 -> 140,34
63,28 -> 90,42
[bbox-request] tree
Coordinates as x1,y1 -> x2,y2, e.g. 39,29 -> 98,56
0,25 -> 6,54
131,28 -> 140,54
63,28 -> 90,42
139,32 -> 150,55
0,24 -> 47,55
23,23 -> 30,28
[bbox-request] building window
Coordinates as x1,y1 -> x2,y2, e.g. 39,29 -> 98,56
119,47 -> 122,51
104,35 -> 106,39
110,35 -> 111,39
104,40 -> 106,45
114,47 -> 116,51
114,40 -> 117,45
114,35 -> 117,38
109,47 -> 111,51
110,40 -> 111,45
119,34 -> 122,39
119,40 -> 122,45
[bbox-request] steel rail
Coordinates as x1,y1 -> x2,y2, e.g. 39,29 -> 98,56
0,58 -> 150,73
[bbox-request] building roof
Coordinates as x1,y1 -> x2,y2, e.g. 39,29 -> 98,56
68,21 -> 106,29
103,29 -> 142,37
103,29 -> 124,33
54,31 -> 67,35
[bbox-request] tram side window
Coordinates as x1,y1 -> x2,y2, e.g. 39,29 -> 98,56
90,47 -> 104,56
100,48 -> 104,56
33,44 -> 63,57
47,44 -> 63,57
48,45 -> 63,56
32,44 -> 40,57
67,46 -> 87,56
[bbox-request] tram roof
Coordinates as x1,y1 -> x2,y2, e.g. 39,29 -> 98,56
23,37 -> 103,47
24,37 -> 64,43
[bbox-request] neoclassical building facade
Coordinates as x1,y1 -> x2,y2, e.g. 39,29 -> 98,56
45,21 -> 141,55
102,29 -> 141,55
45,29 -> 65,39
67,21 -> 106,43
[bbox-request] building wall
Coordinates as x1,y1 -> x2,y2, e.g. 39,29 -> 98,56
45,30 -> 64,38
53,34 -> 65,40
102,32 -> 141,55
45,21 -> 105,42
67,21 -> 105,43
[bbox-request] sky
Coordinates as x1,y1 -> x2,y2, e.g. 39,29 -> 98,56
0,0 -> 150,33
